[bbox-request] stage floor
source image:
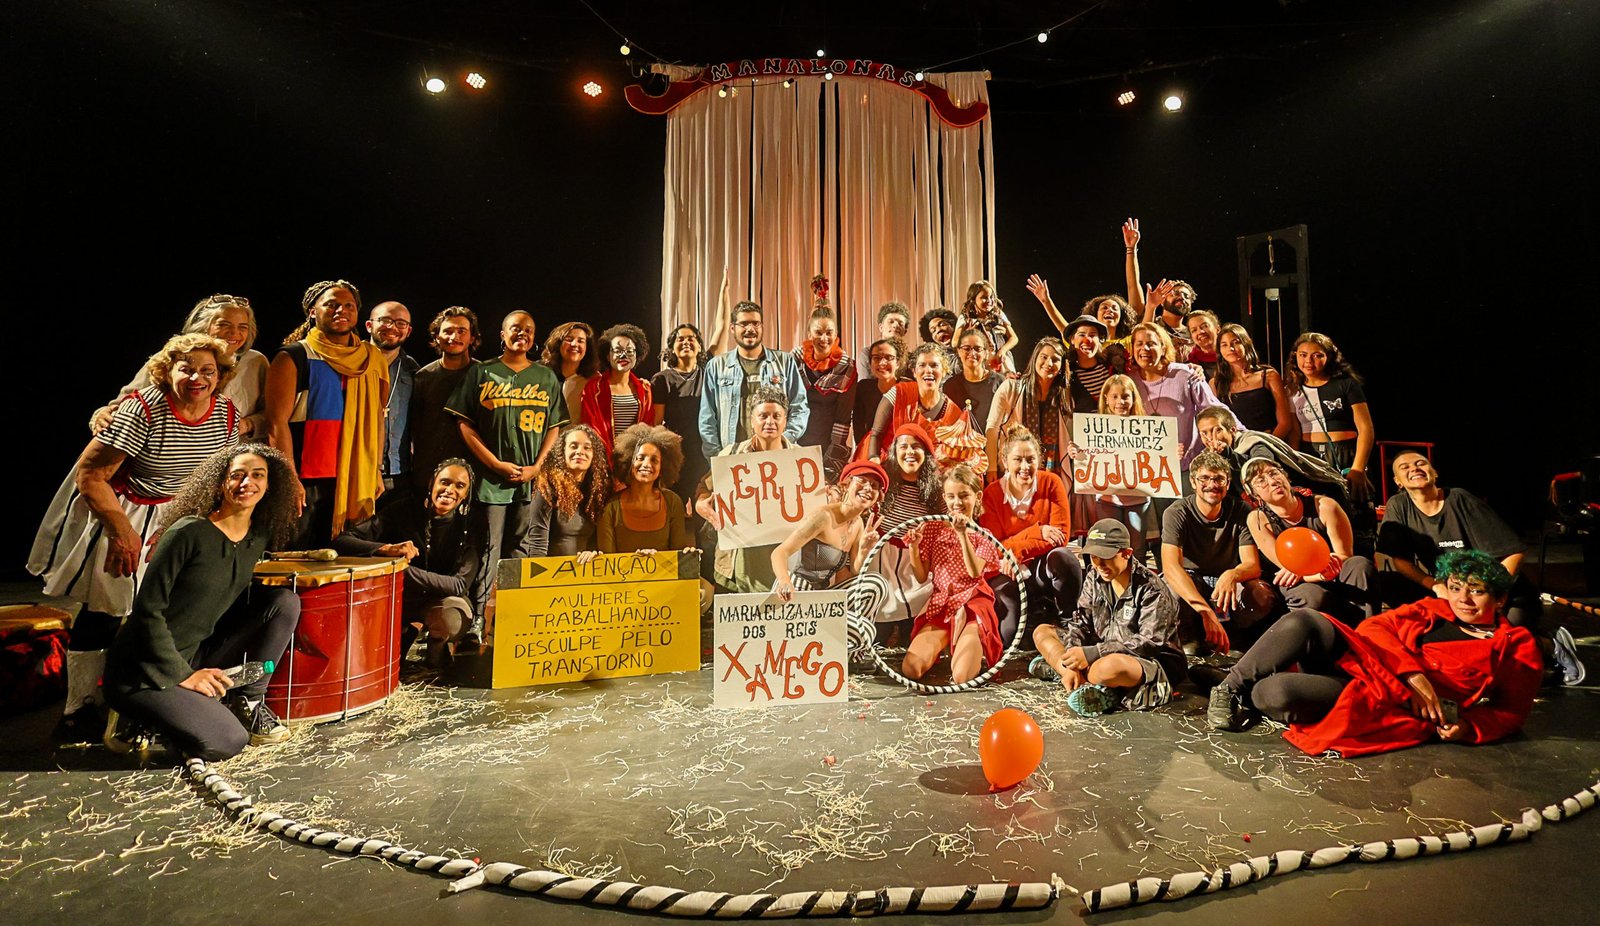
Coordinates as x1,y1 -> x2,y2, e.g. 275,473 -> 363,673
4,567 -> 1599,925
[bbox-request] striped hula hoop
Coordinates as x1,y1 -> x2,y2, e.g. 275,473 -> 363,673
186,758 -> 1063,916
852,513 -> 1030,695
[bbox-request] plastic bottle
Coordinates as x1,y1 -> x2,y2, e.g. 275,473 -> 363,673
224,660 -> 276,686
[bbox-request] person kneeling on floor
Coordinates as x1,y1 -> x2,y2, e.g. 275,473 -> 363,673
1030,519 -> 1186,716
102,445 -> 303,760
334,457 -> 482,669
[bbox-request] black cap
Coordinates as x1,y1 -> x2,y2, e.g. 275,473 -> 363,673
1075,519 -> 1132,558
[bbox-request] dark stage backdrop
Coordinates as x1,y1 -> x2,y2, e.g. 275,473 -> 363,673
8,1 -> 1596,578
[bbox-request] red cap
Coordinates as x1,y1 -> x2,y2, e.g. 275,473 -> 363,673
839,459 -> 889,490
891,421 -> 935,455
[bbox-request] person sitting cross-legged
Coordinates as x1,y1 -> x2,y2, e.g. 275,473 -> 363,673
1030,519 -> 1185,716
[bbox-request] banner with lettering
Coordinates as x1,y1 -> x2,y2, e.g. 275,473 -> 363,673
713,591 -> 848,708
1069,414 -> 1183,499
707,445 -> 827,549
491,552 -> 701,688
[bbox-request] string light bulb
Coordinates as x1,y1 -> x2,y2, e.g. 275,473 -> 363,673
783,78 -> 794,88
1037,31 -> 1049,43
824,72 -> 833,81
1163,93 -> 1184,112
619,42 -> 631,56
718,85 -> 728,98
914,71 -> 924,81
816,48 -> 825,57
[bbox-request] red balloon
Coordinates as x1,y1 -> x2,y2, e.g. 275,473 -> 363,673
978,708 -> 1044,790
1276,526 -> 1332,577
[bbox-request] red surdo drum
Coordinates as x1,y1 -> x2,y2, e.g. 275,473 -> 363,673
255,557 -> 407,724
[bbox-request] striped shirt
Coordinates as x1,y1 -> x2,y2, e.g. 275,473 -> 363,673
1075,363 -> 1113,410
882,482 -> 934,532
97,386 -> 239,500
611,390 -> 640,434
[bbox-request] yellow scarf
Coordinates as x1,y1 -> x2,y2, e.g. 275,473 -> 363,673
306,328 -> 390,536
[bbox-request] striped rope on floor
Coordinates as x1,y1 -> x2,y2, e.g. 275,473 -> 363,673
1080,779 -> 1600,913
186,758 -> 1063,917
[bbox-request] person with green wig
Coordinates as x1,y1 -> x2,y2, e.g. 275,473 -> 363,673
1207,549 -> 1545,758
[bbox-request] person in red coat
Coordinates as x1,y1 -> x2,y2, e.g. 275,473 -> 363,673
1208,549 -> 1544,758
579,324 -> 654,454
979,426 -> 1082,639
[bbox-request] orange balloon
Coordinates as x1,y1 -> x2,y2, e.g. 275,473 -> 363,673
1276,526 -> 1332,577
978,708 -> 1044,790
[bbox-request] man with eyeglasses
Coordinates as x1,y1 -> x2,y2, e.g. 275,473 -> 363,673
698,301 -> 807,460
367,302 -> 419,499
1160,451 -> 1279,656
943,326 -> 1003,429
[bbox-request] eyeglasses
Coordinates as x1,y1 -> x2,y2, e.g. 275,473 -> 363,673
1194,474 -> 1230,486
203,293 -> 251,308
733,320 -> 762,329
374,318 -> 412,329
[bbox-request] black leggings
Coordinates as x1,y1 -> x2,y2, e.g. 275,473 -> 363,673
110,586 -> 300,760
990,546 -> 1084,646
1225,608 -> 1351,725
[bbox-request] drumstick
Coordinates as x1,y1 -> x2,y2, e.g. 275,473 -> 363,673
267,549 -> 339,562
1541,592 -> 1600,618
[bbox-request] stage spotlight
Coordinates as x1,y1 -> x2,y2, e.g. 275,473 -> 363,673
583,81 -> 603,97
1037,31 -> 1049,43
1117,90 -> 1135,106
619,42 -> 631,56
1163,93 -> 1183,112
424,77 -> 446,94
465,72 -> 486,90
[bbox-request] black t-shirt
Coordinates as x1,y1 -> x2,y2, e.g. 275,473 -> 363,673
1294,375 -> 1367,433
1377,487 -> 1522,573
943,372 -> 1003,431
1161,495 -> 1255,578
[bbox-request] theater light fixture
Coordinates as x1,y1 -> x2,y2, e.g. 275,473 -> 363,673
1117,90 -> 1136,106
583,81 -> 603,97
424,77 -> 446,94
465,72 -> 486,90
1163,93 -> 1184,112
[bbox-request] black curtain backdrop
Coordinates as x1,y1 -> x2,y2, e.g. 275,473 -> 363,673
8,0 -> 1596,577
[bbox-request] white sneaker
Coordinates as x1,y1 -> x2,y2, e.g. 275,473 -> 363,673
1552,626 -> 1586,686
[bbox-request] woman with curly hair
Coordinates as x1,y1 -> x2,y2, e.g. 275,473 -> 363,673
598,424 -> 693,556
580,323 -> 654,455
866,343 -> 973,469
31,332 -> 242,740
1285,331 -> 1375,502
1208,550 -> 1544,758
650,322 -> 710,502
101,444 -> 303,759
90,293 -> 268,439
539,321 -> 598,424
528,424 -> 612,558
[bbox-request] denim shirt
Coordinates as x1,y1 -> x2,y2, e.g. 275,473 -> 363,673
697,348 -> 809,459
383,349 -> 419,477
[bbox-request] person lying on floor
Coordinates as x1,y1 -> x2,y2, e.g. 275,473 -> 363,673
1207,549 -> 1544,759
1029,519 -> 1185,717
102,445 -> 302,760
333,457 -> 482,668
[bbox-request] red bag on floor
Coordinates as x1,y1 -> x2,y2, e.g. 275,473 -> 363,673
0,607 -> 70,716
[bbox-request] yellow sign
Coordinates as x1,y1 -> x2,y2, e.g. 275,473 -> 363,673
491,551 -> 701,688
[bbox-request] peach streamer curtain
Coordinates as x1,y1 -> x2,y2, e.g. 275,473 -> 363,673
659,71 -> 995,355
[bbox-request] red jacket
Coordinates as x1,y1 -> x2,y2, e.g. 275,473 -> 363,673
579,372 -> 654,454
1284,597 -> 1544,758
978,472 -> 1072,564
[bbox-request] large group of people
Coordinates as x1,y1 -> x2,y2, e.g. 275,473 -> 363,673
30,219 -> 1584,761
